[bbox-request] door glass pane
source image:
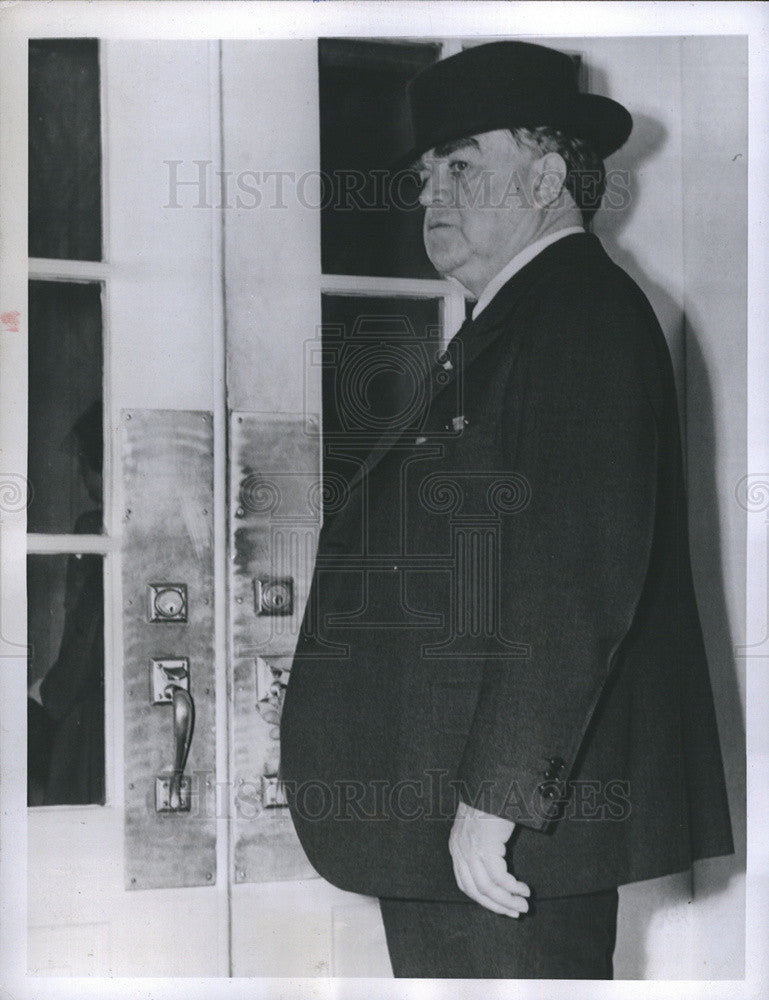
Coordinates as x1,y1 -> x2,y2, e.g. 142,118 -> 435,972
319,38 -> 439,278
28,280 -> 103,534
321,294 -> 441,510
29,38 -> 102,261
27,553 -> 105,806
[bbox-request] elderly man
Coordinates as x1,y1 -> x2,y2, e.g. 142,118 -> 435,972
281,41 -> 733,979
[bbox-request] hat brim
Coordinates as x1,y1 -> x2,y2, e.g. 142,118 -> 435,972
392,93 -> 632,171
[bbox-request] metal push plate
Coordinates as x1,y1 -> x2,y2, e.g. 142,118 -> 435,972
229,412 -> 320,884
122,409 -> 216,890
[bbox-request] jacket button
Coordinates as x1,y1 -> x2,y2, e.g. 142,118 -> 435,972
544,756 -> 566,780
537,783 -> 558,800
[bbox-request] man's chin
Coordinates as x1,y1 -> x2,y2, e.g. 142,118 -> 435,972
425,244 -> 467,281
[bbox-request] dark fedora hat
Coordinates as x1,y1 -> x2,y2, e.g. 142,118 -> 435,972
396,40 -> 632,167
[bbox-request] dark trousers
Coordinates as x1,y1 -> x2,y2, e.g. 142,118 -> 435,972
379,888 -> 619,979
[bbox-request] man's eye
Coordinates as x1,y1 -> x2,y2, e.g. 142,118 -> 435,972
449,160 -> 469,174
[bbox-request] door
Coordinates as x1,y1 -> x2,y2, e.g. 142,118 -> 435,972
26,39 -> 229,976
25,36 -> 401,978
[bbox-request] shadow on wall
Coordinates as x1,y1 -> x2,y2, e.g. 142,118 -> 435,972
680,326 -> 748,886
597,107 -> 690,411
598,112 -> 666,240
591,89 -> 746,978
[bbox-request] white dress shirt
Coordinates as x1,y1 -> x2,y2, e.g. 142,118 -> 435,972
471,226 -> 585,321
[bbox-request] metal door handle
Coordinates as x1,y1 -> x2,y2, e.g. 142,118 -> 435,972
169,686 -> 195,810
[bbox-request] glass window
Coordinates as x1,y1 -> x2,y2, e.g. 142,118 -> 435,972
321,294 -> 441,508
27,280 -> 103,534
318,38 -> 439,278
28,39 -> 102,261
28,39 -> 106,809
27,553 -> 105,806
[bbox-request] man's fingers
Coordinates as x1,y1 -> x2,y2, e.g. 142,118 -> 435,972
465,852 -> 529,915
448,806 -> 529,916
452,852 -> 478,902
453,854 -> 523,917
451,851 -> 470,896
480,852 -> 531,899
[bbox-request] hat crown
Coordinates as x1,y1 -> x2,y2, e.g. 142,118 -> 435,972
409,41 -> 578,107
398,40 -> 632,165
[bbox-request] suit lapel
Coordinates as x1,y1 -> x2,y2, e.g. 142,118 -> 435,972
342,306 -> 507,495
344,233 -> 602,494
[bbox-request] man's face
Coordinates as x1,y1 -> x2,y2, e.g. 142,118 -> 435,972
416,129 -> 540,296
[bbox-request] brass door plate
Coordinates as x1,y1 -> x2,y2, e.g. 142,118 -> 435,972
229,412 -> 319,883
122,409 -> 216,889
155,775 -> 192,812
150,658 -> 190,704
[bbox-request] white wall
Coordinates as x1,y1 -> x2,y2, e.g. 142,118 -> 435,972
551,34 -> 747,978
678,34 -> 747,977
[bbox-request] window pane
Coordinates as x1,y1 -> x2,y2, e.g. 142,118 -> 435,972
319,39 -> 439,278
321,294 -> 441,510
28,280 -> 103,534
29,38 -> 102,261
27,553 -> 105,806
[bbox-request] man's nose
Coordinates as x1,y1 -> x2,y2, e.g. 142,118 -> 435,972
418,162 -> 452,207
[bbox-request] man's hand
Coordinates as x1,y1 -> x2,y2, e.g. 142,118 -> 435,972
448,801 -> 530,917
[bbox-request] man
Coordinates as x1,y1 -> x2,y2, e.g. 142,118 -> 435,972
281,41 -> 734,978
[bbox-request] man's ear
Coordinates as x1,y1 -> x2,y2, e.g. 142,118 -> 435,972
532,151 -> 567,207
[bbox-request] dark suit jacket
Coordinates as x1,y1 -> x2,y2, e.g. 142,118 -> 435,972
280,232 -> 734,900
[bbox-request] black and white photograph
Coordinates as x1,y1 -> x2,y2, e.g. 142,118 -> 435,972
0,1 -> 766,994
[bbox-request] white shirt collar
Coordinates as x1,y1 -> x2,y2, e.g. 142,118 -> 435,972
471,226 -> 585,321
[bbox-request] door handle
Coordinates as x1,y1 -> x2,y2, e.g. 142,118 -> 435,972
155,685 -> 195,812
169,686 -> 195,810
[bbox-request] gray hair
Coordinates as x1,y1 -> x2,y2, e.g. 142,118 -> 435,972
510,126 -> 607,226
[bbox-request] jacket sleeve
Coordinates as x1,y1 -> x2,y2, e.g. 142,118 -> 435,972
456,272 -> 663,831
